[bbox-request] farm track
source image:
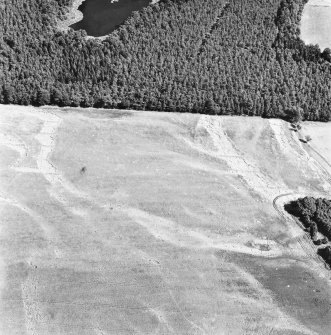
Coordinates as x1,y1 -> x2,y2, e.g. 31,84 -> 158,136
308,144 -> 331,169
296,127 -> 331,185
271,124 -> 331,270
272,193 -> 329,269
187,116 -> 290,201
307,143 -> 331,185
271,121 -> 331,269
185,114 -> 331,267
1,106 -> 331,334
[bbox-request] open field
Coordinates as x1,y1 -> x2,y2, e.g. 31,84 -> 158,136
1,105 -> 331,334
301,122 -> 331,177
300,0 -> 331,50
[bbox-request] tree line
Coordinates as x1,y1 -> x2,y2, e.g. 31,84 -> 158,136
0,0 -> 331,121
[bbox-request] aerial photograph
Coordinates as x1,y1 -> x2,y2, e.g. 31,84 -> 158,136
1,0 -> 331,334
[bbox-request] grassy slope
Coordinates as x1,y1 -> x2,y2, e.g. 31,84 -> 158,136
302,121 -> 331,177
1,105 -> 331,334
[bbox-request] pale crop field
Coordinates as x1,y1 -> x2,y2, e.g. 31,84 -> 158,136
300,0 -> 331,50
0,105 -> 331,335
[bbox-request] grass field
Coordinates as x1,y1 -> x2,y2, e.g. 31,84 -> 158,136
0,105 -> 331,334
300,0 -> 331,50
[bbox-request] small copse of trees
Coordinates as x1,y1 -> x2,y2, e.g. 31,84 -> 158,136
285,196 -> 331,240
285,196 -> 331,266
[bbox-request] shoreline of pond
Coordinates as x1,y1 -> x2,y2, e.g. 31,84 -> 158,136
57,0 -> 85,33
58,0 -> 159,40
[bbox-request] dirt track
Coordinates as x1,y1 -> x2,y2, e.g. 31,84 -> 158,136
1,105 -> 331,334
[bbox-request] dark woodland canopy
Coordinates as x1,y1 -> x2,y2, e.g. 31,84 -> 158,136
285,196 -> 331,266
1,0 -> 331,120
285,197 -> 331,239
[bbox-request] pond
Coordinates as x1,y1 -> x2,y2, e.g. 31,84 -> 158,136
70,0 -> 151,37
300,0 -> 331,50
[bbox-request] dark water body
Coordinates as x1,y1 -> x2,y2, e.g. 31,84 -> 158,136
71,0 -> 150,37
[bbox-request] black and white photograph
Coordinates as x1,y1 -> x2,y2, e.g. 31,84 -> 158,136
0,0 -> 331,333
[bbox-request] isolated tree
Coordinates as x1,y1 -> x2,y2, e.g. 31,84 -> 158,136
321,48 -> 331,62
285,107 -> 303,124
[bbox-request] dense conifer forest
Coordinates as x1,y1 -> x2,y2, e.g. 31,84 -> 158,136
1,0 -> 331,120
